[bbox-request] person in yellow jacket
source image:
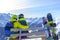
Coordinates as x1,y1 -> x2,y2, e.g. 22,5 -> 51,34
14,14 -> 29,30
9,14 -> 29,39
10,14 -> 29,39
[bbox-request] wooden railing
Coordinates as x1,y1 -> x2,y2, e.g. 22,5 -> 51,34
10,27 -> 46,40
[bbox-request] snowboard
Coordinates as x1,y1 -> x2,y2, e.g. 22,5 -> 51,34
47,13 -> 58,40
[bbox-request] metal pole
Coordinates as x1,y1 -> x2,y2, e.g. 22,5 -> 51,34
19,29 -> 21,40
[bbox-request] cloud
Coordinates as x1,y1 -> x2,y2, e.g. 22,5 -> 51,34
0,0 -> 60,14
0,0 -> 31,13
0,0 -> 40,13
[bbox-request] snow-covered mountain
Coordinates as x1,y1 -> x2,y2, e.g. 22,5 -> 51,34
0,13 -> 60,29
0,13 -> 11,27
27,17 -> 43,28
0,13 -> 43,27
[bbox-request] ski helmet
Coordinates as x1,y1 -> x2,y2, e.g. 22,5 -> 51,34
10,15 -> 17,22
12,15 -> 17,19
19,14 -> 24,19
47,13 -> 53,21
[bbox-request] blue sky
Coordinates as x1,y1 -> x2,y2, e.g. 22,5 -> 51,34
0,0 -> 60,18
23,0 -> 60,18
10,0 -> 60,18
